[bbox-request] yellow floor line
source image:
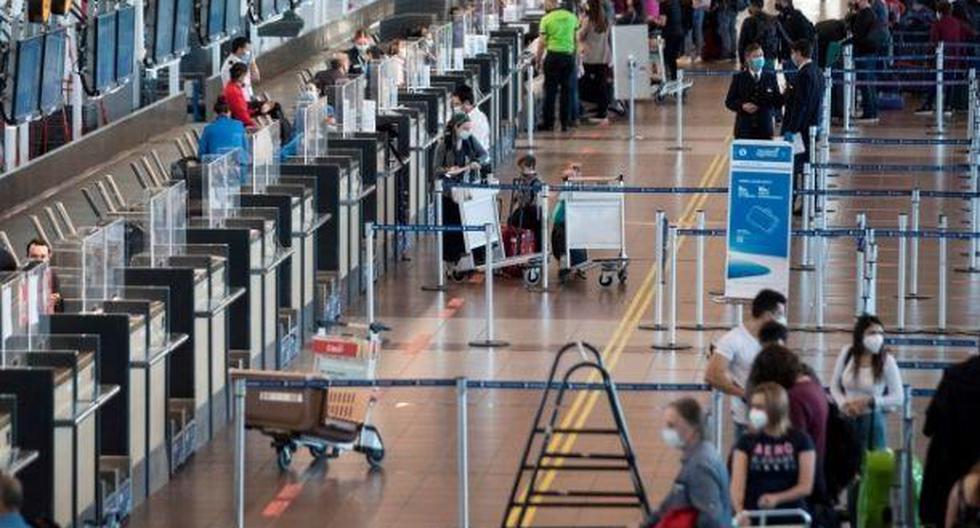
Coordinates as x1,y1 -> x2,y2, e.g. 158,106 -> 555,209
508,139 -> 731,527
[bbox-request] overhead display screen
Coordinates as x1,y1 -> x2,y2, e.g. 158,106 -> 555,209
40,29 -> 67,114
153,0 -> 176,62
207,0 -> 226,40
225,0 -> 242,36
173,0 -> 194,55
95,12 -> 117,90
13,36 -> 44,121
116,6 -> 136,82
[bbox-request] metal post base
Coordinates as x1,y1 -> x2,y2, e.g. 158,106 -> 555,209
675,323 -> 734,331
905,293 -> 931,300
789,323 -> 853,334
638,323 -> 669,331
421,284 -> 450,292
953,266 -> 980,274
651,342 -> 693,351
666,146 -> 692,152
468,339 -> 510,348
528,286 -> 557,293
791,264 -> 816,272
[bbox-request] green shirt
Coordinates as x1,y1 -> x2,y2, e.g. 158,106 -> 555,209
539,9 -> 579,54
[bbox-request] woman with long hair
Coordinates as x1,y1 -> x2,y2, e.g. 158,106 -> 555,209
830,314 -> 904,448
946,459 -> 980,527
578,0 -> 612,122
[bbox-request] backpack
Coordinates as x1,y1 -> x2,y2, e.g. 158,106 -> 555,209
823,401 -> 862,501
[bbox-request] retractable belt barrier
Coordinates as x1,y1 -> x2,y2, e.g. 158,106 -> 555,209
827,136 -> 973,146
810,162 -> 973,173
366,221 -> 508,348
231,376 -> 940,528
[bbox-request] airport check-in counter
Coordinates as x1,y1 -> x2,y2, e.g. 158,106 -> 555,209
488,28 -> 522,155
0,280 -> 119,527
281,152 -> 362,310
0,395 -> 39,477
463,53 -> 502,165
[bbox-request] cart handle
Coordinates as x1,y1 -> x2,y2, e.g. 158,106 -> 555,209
732,509 -> 812,528
328,320 -> 391,334
562,174 -> 625,184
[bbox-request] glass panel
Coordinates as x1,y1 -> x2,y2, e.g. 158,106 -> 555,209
103,219 -> 126,300
23,263 -> 51,346
249,121 -> 281,192
201,150 -> 242,227
81,227 -> 107,310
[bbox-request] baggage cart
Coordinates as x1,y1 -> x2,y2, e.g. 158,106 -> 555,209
558,174 -> 629,287
733,508 -> 812,527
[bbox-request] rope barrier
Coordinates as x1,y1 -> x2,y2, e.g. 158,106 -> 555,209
852,79 -> 970,87
827,136 -> 973,146
811,162 -> 973,173
679,227 -> 980,239
796,189 -> 980,199
887,336 -> 979,348
832,68 -> 972,74
370,223 -> 485,233
854,54 -> 938,62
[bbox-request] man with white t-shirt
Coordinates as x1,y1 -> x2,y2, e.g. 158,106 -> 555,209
704,289 -> 787,438
221,37 -> 260,100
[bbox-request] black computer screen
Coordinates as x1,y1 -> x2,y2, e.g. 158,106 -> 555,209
13,36 -> 44,121
40,29 -> 67,114
173,0 -> 193,55
206,0 -> 226,40
116,7 -> 136,83
225,0 -> 242,36
95,12 -> 117,90
153,0 -> 176,62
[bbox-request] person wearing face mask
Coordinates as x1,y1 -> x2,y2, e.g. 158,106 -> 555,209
780,39 -> 823,213
705,288 -> 787,440
347,29 -> 380,76
830,314 -> 903,449
313,55 -> 349,96
221,37 -> 260,100
830,314 -> 904,525
439,113 -> 490,269
725,43 -> 782,140
451,85 -> 491,154
731,383 -> 816,520
643,398 -> 732,528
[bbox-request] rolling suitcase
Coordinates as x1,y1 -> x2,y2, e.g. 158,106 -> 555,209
501,225 -> 536,277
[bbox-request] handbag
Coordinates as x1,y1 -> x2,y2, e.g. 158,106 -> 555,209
654,507 -> 698,528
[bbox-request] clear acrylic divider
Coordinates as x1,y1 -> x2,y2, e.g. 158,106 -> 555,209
201,151 -> 242,227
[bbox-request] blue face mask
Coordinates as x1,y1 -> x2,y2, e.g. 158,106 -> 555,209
749,56 -> 765,72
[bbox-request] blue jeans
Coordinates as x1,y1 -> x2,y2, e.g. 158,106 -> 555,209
691,8 -> 706,56
569,59 -> 581,122
857,55 -> 878,118
716,9 -> 736,59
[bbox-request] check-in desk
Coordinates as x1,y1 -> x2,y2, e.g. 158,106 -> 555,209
125,250 -> 241,461
52,286 -> 187,503
281,153 -> 362,309
489,31 -> 521,155
0,395 -> 39,477
239,184 -> 318,362
0,349 -> 118,527
464,54 -> 502,164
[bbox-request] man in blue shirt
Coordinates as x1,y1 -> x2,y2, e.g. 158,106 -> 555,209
0,472 -> 31,528
198,98 -> 249,160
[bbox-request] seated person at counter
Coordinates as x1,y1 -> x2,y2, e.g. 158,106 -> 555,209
198,98 -> 249,159
451,84 -> 490,154
25,238 -> 63,313
220,38 -> 291,140
0,472 -> 30,528
346,29 -> 382,75
313,55 -> 350,95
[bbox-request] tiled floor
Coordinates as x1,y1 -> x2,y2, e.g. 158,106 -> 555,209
123,28 -> 980,528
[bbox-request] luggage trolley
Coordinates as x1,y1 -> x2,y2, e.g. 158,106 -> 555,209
733,509 -> 812,527
447,184 -> 506,281
559,174 -> 629,287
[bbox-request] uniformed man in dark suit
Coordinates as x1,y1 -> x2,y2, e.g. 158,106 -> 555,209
725,43 -> 783,140
781,39 -> 825,211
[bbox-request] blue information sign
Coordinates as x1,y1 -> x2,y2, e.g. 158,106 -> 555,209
724,140 -> 794,299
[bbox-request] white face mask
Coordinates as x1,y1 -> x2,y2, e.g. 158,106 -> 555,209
458,129 -> 472,140
774,315 -> 788,326
749,408 -> 769,430
660,427 -> 685,449
863,334 -> 884,354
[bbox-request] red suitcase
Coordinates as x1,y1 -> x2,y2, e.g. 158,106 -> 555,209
501,226 -> 536,277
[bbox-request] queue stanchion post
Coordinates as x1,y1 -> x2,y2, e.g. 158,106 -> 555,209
422,180 -> 449,292
797,163 -> 814,271
628,55 -> 637,141
815,211 -> 826,329
907,189 -> 928,299
866,231 -> 878,316
968,68 -> 976,145
958,154 -> 979,273
821,68 -> 832,141
668,70 -> 690,151
526,61 -> 535,148
695,211 -> 705,329
935,42 -> 945,134
843,45 -> 854,133
938,214 -> 948,331
901,384 -> 915,528
640,211 -> 668,331
470,223 -> 509,348
366,223 -> 376,326
234,378 -> 246,528
897,214 -> 908,331
652,225 -> 691,351
456,377 -> 470,528
539,183 -> 551,291
711,389 -> 724,452
856,213 -> 867,315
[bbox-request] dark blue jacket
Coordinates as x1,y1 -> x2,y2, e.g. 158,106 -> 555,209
198,116 -> 249,159
725,69 -> 783,139
782,60 -> 824,136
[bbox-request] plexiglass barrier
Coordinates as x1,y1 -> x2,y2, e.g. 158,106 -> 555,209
332,77 -> 364,136
433,23 -> 453,74
403,40 -> 430,90
369,57 -> 399,111
250,121 -> 281,192
297,96 -> 332,161
201,151 -> 242,227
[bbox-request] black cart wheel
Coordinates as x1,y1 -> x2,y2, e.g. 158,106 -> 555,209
276,445 -> 294,471
450,270 -> 469,283
598,273 -> 614,287
523,266 -> 541,287
618,268 -> 628,284
366,447 -> 385,469
308,444 -> 328,460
